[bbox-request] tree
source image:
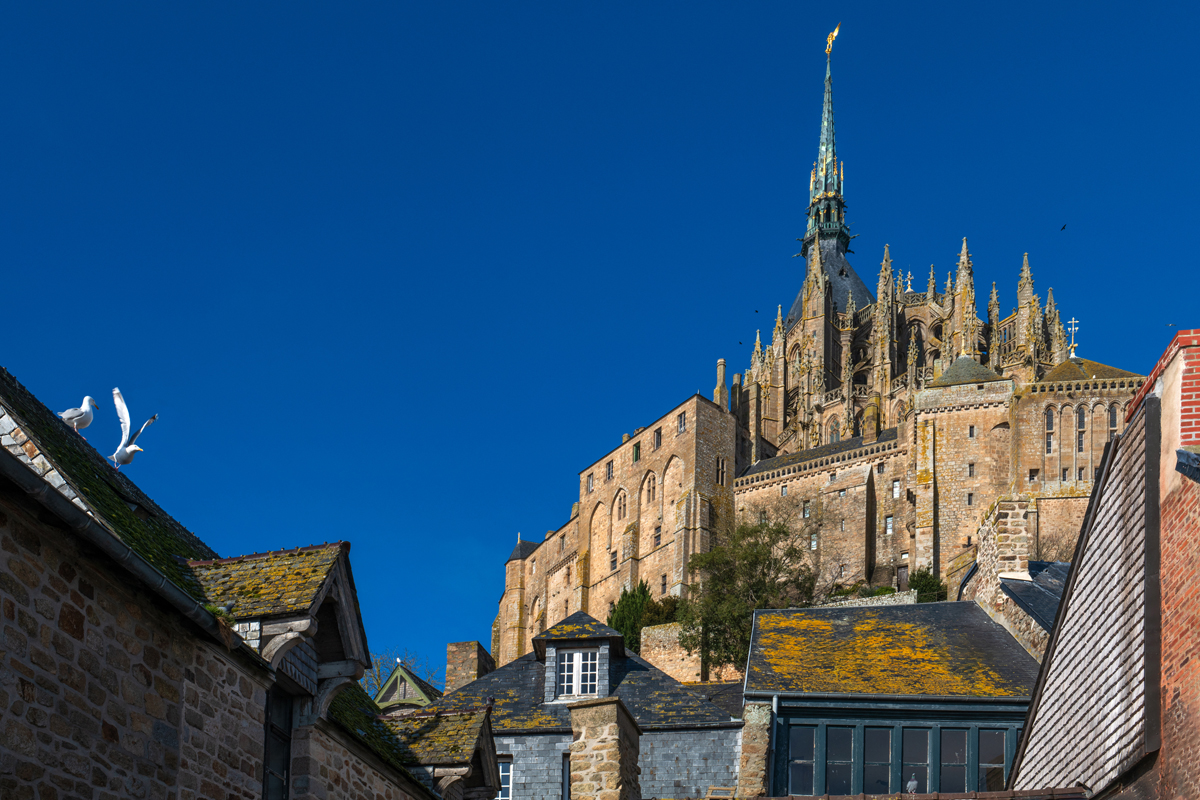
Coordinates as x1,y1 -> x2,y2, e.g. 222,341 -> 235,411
678,498 -> 819,672
360,647 -> 444,697
908,567 -> 948,603
607,582 -> 683,653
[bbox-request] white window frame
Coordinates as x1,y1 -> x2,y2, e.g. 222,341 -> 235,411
677,412 -> 687,434
892,479 -> 900,498
497,761 -> 512,800
885,515 -> 893,536
556,649 -> 599,698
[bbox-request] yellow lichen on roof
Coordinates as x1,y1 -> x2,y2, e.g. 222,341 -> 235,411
750,608 -> 1032,698
382,710 -> 488,765
188,543 -> 343,618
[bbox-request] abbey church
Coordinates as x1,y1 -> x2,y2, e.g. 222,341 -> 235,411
492,39 -> 1145,667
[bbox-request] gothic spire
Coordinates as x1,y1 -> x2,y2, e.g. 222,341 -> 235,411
1018,252 -> 1034,296
926,265 -> 937,300
803,26 -> 850,257
876,244 -> 893,297
957,238 -> 973,279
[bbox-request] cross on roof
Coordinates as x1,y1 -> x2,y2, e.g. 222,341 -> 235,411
1068,317 -> 1079,358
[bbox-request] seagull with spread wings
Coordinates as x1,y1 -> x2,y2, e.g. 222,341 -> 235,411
58,396 -> 100,439
110,387 -> 157,469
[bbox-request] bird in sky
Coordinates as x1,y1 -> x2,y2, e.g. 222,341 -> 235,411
1060,224 -> 1067,231
109,387 -> 158,470
907,773 -> 918,793
58,396 -> 100,439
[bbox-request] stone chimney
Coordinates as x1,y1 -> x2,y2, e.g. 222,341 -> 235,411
714,359 -> 729,410
568,697 -> 641,800
445,641 -> 495,693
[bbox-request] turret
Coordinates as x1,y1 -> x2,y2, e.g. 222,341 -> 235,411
714,359 -> 729,410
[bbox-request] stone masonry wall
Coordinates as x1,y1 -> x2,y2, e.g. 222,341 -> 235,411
291,723 -> 425,800
735,703 -> 770,797
568,697 -> 641,800
0,481 -> 271,800
638,623 -> 741,684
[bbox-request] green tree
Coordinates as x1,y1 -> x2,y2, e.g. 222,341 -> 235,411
607,581 -> 653,651
678,504 -> 818,672
908,567 -> 948,603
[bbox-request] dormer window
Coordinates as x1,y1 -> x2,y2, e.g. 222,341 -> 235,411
556,649 -> 599,697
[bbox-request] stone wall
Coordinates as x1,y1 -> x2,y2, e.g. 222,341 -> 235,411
638,623 -> 741,684
0,480 -> 271,800
292,723 -> 426,800
1035,496 -> 1088,561
735,702 -> 770,797
445,641 -> 494,694
819,588 -> 918,609
568,697 -> 641,800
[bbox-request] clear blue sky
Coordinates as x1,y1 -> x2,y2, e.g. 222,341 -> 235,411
1,3 -> 1195,680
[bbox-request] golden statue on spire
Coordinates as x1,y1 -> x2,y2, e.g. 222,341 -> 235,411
826,23 -> 840,56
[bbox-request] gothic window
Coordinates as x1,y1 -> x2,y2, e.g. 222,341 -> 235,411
1077,431 -> 1085,452
1045,407 -> 1055,431
803,500 -> 811,519
616,493 -> 627,520
1077,407 -> 1086,430
646,474 -> 657,502
559,535 -> 565,553
716,458 -> 727,486
828,417 -> 840,444
1108,405 -> 1119,441
1046,432 -> 1053,454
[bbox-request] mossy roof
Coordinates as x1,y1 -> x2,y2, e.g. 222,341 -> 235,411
0,366 -> 217,595
746,604 -> 1039,698
419,647 -> 737,734
533,611 -> 623,643
380,709 -> 490,766
927,357 -> 1007,387
740,427 -> 898,478
1038,356 -> 1141,383
325,684 -> 441,798
187,543 -> 344,618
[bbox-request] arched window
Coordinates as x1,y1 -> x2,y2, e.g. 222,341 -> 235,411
1045,407 -> 1054,454
646,474 -> 656,502
616,493 -> 627,521
1108,405 -> 1119,441
828,417 -> 840,444
1077,407 -> 1086,430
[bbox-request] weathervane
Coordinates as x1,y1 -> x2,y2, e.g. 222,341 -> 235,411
1067,317 -> 1079,358
826,23 -> 840,56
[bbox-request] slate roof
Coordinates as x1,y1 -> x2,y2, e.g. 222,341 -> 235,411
1038,356 -> 1141,384
745,603 -> 1040,698
507,539 -> 541,563
376,662 -> 444,710
187,543 -> 344,618
999,561 -> 1070,632
784,240 -> 875,330
381,709 -> 491,766
926,357 -> 1007,388
684,682 -> 744,719
0,366 -> 218,594
740,427 -> 898,478
533,611 -> 624,645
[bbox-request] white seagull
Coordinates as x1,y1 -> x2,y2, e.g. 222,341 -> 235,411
110,388 -> 157,470
58,396 -> 100,439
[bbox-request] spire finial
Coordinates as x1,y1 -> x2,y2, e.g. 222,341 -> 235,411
826,23 -> 840,56
1067,317 -> 1079,358
926,265 -> 937,299
906,271 -> 913,292
517,532 -> 521,542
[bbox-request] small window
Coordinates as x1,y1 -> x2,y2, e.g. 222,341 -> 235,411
677,412 -> 686,433
901,551 -> 909,560
781,484 -> 788,497
803,500 -> 811,518
1078,468 -> 1085,481
885,515 -> 893,535
654,527 -> 661,548
1045,433 -> 1053,454
1108,406 -> 1118,440
892,479 -> 900,498
876,463 -> 885,475
632,442 -> 640,463
559,535 -> 565,553
1029,469 -> 1039,482
968,425 -> 976,438
1046,407 -> 1055,431
497,761 -> 512,800
532,559 -> 537,574
840,520 -> 845,532
654,428 -> 662,449
556,649 -> 599,697
1077,431 -> 1085,452
967,493 -> 974,506
809,533 -> 818,551
609,551 -> 617,572
838,489 -> 846,497
967,463 -> 975,478
587,473 -> 594,493
759,510 -> 768,524
660,574 -> 667,594
1095,467 -> 1101,481
605,461 -> 613,480
716,457 -> 727,486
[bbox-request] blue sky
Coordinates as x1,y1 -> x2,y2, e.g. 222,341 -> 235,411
1,2 -> 1195,680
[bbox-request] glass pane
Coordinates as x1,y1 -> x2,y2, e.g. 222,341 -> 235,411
789,726 -> 815,761
904,766 -> 928,794
863,764 -> 890,794
265,773 -> 287,800
980,764 -> 1006,791
902,728 -> 928,764
826,727 -> 853,762
940,763 -> 967,793
267,731 -> 290,775
979,730 -> 1005,765
826,763 -> 852,795
864,728 -> 891,764
941,729 -> 967,764
789,762 -> 814,796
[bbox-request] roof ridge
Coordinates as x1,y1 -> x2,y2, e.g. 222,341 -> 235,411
187,541 -> 347,566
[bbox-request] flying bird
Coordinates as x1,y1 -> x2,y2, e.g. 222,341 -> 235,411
58,396 -> 100,439
109,388 -> 158,470
1060,224 -> 1067,231
907,773 -> 918,793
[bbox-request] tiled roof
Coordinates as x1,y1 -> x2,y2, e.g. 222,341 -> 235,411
507,539 -> 541,563
740,427 -> 898,478
1038,356 -> 1141,383
999,561 -> 1070,632
325,684 -> 440,798
0,366 -> 218,594
381,709 -> 490,766
187,543 -> 344,618
927,357 -> 1006,387
533,611 -> 624,644
420,649 -> 737,733
746,603 -> 1039,698
683,682 -> 744,719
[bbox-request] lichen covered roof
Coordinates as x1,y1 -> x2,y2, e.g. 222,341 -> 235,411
927,357 -> 1007,387
0,366 -> 218,594
1039,356 -> 1141,384
187,543 -> 344,618
420,649 -> 737,734
746,604 -> 1039,698
381,709 -> 490,766
326,684 -> 440,798
740,427 -> 898,478
533,610 -> 624,643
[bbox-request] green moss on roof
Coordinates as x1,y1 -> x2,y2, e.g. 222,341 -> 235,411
325,684 -> 440,797
927,357 -> 1007,388
1039,356 -> 1141,383
746,604 -> 1039,698
0,366 -> 217,595
188,543 -> 343,617
533,610 -> 624,642
381,709 -> 489,766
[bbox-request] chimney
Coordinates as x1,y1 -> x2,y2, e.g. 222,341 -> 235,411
714,359 -> 729,410
445,642 -> 495,693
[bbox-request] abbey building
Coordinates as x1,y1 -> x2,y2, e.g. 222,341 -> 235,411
493,43 -> 1145,668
